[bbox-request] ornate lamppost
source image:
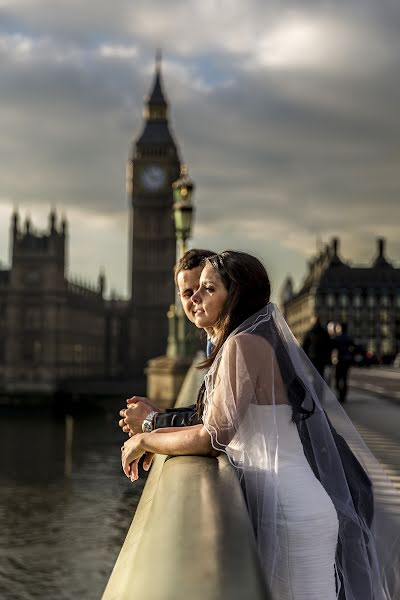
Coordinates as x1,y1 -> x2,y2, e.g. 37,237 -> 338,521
172,165 -> 195,256
146,165 -> 196,405
166,166 -> 195,358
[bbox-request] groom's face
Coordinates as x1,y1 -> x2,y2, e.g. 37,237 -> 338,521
176,265 -> 203,324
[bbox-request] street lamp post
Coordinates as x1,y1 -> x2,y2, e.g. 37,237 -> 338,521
172,165 -> 195,257
146,165 -> 196,405
166,166 -> 195,358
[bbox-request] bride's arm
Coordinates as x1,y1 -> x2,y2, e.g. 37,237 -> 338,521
121,424 -> 216,479
144,424 -> 213,455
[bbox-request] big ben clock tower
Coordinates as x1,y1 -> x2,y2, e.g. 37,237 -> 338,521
127,53 -> 182,375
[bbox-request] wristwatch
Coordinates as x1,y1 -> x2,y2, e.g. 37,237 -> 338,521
142,410 -> 159,433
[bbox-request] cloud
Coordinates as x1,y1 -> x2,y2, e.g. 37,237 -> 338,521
0,0 -> 399,300
98,44 -> 138,60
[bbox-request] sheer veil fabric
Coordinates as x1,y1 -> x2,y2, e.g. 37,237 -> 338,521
203,303 -> 400,600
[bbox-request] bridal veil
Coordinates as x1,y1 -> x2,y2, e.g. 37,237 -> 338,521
203,303 -> 400,600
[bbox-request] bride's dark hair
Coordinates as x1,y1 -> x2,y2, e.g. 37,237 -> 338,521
196,251 -> 271,417
200,250 -> 271,369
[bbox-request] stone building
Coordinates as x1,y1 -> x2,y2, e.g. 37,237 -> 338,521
126,54 -> 184,375
281,238 -> 400,360
0,210 -> 110,393
0,56 -> 189,394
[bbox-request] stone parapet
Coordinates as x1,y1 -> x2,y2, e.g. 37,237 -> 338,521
102,358 -> 270,600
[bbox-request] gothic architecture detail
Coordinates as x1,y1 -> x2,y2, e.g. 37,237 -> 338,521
0,210 -> 112,393
127,54 -> 183,374
0,55 -> 189,394
281,238 -> 400,359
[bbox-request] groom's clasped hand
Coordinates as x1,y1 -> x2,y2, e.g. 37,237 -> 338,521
119,395 -> 159,480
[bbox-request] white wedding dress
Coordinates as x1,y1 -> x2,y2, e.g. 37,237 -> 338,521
204,307 -> 400,600
230,404 -> 339,600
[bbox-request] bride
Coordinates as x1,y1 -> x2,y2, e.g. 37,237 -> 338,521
121,250 -> 399,600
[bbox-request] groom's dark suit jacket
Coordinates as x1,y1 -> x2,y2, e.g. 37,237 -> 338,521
154,405 -> 200,429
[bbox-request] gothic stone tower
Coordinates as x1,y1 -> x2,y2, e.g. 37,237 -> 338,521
127,56 -> 181,375
4,210 -> 67,390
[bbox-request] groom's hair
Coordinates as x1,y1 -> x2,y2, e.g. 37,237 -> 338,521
174,248 -> 216,284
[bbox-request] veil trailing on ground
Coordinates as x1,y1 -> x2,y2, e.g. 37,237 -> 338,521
202,303 -> 400,600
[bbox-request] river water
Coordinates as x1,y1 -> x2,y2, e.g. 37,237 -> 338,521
0,407 -> 146,600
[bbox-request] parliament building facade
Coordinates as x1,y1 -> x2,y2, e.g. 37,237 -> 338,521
0,59 -> 186,395
281,238 -> 400,360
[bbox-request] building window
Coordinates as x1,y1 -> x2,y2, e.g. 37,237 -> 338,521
380,310 -> 390,323
381,324 -> 390,337
24,271 -> 41,285
353,295 -> 362,308
25,307 -> 42,330
339,293 -> 348,307
367,295 -> 375,308
33,341 -> 42,365
380,295 -> 390,307
74,344 -> 83,364
23,341 -> 33,362
327,294 -> 335,308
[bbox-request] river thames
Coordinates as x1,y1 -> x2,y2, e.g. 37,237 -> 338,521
0,407 -> 145,600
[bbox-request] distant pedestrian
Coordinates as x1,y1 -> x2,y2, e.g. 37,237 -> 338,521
302,317 -> 332,378
333,323 -> 354,403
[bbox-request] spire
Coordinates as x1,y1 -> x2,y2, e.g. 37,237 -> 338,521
25,214 -> 32,234
155,48 -> 162,74
144,50 -> 168,121
328,237 -> 343,265
373,237 -> 392,268
134,49 -> 178,150
61,214 -> 68,235
98,267 -> 106,296
49,207 -> 57,233
11,207 -> 19,235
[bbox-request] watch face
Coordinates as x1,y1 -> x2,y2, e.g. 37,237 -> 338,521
141,165 -> 166,191
142,420 -> 153,433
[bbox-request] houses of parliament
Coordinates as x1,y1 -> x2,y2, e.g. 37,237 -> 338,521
0,59 -> 183,395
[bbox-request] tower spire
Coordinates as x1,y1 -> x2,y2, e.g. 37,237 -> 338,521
155,48 -> 162,74
144,49 -> 168,121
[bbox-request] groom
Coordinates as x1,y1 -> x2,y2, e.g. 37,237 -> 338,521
118,248 -> 215,438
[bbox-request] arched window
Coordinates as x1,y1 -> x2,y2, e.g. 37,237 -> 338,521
380,295 -> 390,307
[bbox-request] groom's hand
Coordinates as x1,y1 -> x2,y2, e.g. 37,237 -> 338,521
118,396 -> 165,436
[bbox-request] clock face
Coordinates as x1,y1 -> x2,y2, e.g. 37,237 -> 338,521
141,165 -> 166,191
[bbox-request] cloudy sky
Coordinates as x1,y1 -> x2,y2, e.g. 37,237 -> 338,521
1,0 -> 399,300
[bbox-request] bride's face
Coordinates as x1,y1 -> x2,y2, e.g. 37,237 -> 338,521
191,263 -> 228,332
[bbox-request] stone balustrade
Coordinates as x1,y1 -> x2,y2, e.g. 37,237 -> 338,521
102,358 -> 270,600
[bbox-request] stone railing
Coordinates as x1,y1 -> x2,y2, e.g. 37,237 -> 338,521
102,358 -> 270,600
